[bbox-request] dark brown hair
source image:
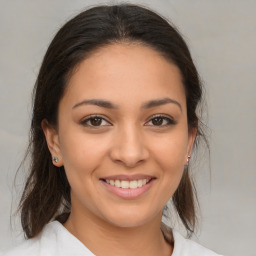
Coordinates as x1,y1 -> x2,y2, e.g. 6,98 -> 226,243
18,4 -> 205,240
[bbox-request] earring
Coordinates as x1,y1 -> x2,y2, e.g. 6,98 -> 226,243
52,156 -> 58,163
185,155 -> 191,167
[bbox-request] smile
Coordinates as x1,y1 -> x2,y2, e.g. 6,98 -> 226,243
100,175 -> 156,199
105,179 -> 150,189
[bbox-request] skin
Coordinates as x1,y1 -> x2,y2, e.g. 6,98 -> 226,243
42,43 -> 196,256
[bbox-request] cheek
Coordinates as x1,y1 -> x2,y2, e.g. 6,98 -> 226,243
58,129 -> 110,179
58,133 -> 103,204
152,129 -> 188,168
151,129 -> 188,194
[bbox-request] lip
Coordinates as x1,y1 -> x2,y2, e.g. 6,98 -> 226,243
100,175 -> 156,199
100,174 -> 155,181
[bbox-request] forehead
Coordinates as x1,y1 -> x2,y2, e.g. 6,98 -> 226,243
63,43 -> 186,108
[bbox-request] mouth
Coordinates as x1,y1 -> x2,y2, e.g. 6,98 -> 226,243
99,175 -> 156,199
102,178 -> 152,189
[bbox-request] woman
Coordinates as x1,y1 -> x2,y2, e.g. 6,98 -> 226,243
4,4 -> 223,256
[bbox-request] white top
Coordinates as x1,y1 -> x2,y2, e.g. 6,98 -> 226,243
2,221 -> 223,256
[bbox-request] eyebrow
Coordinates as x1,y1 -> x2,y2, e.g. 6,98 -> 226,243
72,97 -> 182,111
141,98 -> 182,111
73,99 -> 118,109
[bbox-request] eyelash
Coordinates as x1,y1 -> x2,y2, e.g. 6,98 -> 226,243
146,114 -> 176,127
80,115 -> 111,128
80,114 -> 176,128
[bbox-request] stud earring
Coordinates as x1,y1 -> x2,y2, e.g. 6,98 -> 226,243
52,156 -> 58,163
185,155 -> 191,167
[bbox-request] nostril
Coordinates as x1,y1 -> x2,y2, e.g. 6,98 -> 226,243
108,133 -> 149,166
109,149 -> 149,168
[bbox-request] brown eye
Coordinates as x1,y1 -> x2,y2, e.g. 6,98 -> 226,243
81,115 -> 110,127
152,117 -> 164,126
146,115 -> 176,127
90,117 -> 102,126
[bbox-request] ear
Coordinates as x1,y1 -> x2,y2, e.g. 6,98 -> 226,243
41,119 -> 63,167
184,127 -> 197,165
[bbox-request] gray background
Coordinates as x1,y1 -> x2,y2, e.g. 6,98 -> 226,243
0,0 -> 255,255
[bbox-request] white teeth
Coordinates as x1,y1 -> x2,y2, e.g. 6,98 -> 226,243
105,179 -> 151,189
129,180 -> 138,189
121,180 -> 129,189
115,180 -> 121,188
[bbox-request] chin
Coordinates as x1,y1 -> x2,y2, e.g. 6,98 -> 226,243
100,207 -> 160,229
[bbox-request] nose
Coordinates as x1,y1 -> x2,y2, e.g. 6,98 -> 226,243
109,125 -> 149,168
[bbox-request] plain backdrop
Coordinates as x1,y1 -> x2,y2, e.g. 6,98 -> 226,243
0,1 -> 255,255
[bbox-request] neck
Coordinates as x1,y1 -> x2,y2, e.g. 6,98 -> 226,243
64,209 -> 173,256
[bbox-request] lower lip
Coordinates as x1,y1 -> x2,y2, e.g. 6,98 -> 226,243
101,179 -> 155,199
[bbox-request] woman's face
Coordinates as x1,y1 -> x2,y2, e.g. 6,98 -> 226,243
44,43 -> 196,228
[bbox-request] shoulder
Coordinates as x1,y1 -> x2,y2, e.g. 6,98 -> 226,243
172,230 -> 223,256
2,221 -> 94,256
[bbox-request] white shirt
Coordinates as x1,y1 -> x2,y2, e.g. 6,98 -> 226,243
2,221 -> 223,256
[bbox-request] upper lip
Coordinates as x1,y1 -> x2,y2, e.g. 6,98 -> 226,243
100,174 -> 156,181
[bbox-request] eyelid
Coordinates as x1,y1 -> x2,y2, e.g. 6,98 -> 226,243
145,114 -> 177,126
80,113 -> 176,128
80,114 -> 112,127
